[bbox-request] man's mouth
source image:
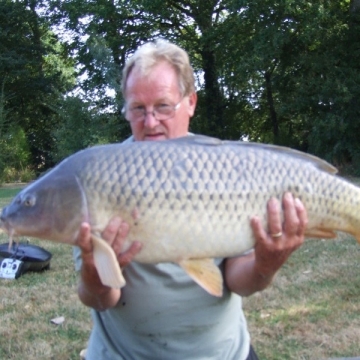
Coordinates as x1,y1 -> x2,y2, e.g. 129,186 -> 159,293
144,133 -> 166,140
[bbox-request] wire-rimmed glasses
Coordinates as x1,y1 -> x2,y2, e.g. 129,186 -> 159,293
122,101 -> 182,123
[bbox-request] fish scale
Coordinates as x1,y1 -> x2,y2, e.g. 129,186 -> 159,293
1,135 -> 360,296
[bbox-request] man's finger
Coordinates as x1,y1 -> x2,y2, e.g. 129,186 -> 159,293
112,221 -> 130,256
282,192 -> 298,235
101,217 -> 122,245
77,222 -> 93,253
118,241 -> 142,268
266,197 -> 283,238
294,197 -> 308,236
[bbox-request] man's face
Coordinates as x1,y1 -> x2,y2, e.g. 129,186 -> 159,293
124,61 -> 197,141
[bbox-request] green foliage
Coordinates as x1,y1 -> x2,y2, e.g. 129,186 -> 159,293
47,0 -> 156,113
0,127 -> 35,183
0,0 -> 76,174
0,81 -> 9,183
1,0 -> 360,173
1,167 -> 35,184
45,0 -> 360,155
52,96 -> 130,163
0,79 -> 34,184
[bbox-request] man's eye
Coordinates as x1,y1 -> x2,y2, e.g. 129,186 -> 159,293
156,104 -> 171,113
130,106 -> 145,116
157,103 -> 170,109
131,105 -> 144,111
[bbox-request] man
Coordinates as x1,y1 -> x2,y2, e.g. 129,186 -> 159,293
74,40 -> 307,359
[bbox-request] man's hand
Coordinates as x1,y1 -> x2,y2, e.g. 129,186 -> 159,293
251,192 -> 308,278
225,192 -> 308,296
76,217 -> 142,310
76,217 -> 142,269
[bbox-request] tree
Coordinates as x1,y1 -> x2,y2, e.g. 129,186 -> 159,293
0,0 -> 75,172
31,1 -> 360,173
300,0 -> 360,171
52,95 -> 128,163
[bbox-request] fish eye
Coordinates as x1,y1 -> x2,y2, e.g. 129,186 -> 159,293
23,194 -> 36,207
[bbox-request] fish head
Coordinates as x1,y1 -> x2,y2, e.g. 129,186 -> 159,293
0,170 -> 88,245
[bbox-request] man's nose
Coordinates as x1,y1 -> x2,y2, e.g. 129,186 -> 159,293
143,111 -> 159,128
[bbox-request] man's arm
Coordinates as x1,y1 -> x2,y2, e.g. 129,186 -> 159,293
76,218 -> 142,311
225,192 -> 308,296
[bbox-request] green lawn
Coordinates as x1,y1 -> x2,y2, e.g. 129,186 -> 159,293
0,185 -> 91,360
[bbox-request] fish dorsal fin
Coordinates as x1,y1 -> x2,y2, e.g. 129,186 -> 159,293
167,135 -> 337,175
235,141 -> 338,174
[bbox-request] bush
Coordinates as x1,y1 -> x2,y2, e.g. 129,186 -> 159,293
0,126 -> 33,185
1,166 -> 36,184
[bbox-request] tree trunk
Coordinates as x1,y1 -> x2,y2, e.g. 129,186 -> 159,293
264,71 -> 279,143
194,0 -> 225,138
201,45 -> 224,138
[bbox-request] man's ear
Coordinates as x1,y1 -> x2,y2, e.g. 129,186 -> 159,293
187,92 -> 198,117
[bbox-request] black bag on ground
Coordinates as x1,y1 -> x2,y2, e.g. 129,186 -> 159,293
0,242 -> 52,279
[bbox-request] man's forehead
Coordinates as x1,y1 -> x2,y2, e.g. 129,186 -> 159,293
125,67 -> 180,100
129,60 -> 176,80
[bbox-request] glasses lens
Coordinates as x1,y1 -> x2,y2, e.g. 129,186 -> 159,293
124,106 -> 143,122
154,104 -> 174,121
124,101 -> 180,122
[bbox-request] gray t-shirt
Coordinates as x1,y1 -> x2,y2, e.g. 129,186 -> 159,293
73,136 -> 251,360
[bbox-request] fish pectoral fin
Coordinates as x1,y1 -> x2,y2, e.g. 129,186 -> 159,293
179,258 -> 223,297
305,227 -> 337,239
91,233 -> 126,288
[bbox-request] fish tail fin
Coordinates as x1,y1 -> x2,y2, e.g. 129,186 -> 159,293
91,233 -> 126,288
305,226 -> 360,244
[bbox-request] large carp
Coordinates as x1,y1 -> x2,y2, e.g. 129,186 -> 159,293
1,135 -> 360,296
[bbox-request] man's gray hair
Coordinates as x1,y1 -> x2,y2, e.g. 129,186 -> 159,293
121,39 -> 196,98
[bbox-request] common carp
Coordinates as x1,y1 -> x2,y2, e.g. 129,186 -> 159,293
1,135 -> 360,296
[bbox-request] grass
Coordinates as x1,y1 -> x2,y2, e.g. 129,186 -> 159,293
244,235 -> 360,359
0,186 -> 91,360
1,185 -> 360,359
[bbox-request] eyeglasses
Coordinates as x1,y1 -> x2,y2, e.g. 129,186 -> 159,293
122,101 -> 182,123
